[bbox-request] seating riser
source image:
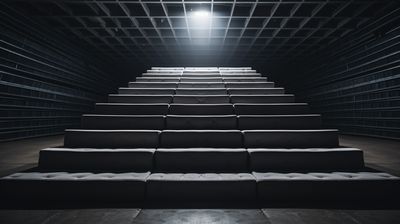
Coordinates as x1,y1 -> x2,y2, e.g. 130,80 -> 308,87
95,104 -> 169,115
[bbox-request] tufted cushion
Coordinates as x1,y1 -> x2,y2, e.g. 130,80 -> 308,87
248,148 -> 364,171
108,94 -> 173,103
146,173 -> 256,204
230,95 -> 295,103
243,130 -> 339,148
160,130 -> 243,148
234,103 -> 309,115
0,172 -> 149,203
118,88 -> 175,95
81,115 -> 165,130
95,103 -> 169,115
175,88 -> 227,95
154,148 -> 248,172
225,82 -> 274,88
238,115 -> 321,129
178,82 -> 225,88
169,104 -> 235,115
228,88 -> 284,95
64,129 -> 160,148
128,82 -> 178,88
39,148 -> 155,171
173,95 -> 230,104
253,172 -> 400,203
166,115 -> 237,129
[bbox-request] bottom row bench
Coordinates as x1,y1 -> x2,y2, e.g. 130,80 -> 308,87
1,171 -> 399,206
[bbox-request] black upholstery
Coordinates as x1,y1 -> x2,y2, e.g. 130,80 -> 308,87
169,104 -> 235,115
225,82 -> 274,88
234,103 -> 309,115
238,115 -> 321,129
64,129 -> 160,148
118,88 -> 175,95
160,130 -> 243,148
178,82 -> 225,88
230,95 -> 295,103
166,115 -> 237,129
173,95 -> 230,104
108,94 -> 173,103
154,148 -> 248,172
129,82 -> 177,88
228,88 -> 284,95
175,88 -> 227,95
39,148 -> 155,171
81,115 -> 165,129
248,148 -> 364,171
243,130 -> 339,148
95,103 -> 169,115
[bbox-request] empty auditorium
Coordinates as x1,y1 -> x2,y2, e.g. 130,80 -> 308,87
0,0 -> 399,223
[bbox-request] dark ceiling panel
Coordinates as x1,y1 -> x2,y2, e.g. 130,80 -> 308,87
6,0 -> 396,65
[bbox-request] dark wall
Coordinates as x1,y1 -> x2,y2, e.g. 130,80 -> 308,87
0,5 -> 136,141
272,8 -> 400,140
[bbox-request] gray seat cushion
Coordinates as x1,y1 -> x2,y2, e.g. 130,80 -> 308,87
228,88 -> 284,95
173,95 -> 230,104
166,115 -> 237,129
225,82 -> 274,88
64,129 -> 160,148
230,95 -> 295,103
128,82 -> 177,88
0,172 -> 149,203
81,115 -> 165,129
160,130 -> 243,148
118,88 -> 175,95
238,115 -> 321,129
253,172 -> 400,203
155,148 -> 248,172
243,130 -> 339,148
180,78 -> 223,82
146,173 -> 256,203
175,88 -> 227,95
223,78 -> 267,82
95,103 -> 169,115
108,94 -> 173,103
169,104 -> 235,115
178,83 -> 225,88
248,148 -> 364,171
234,103 -> 309,115
39,148 -> 155,172
136,77 -> 180,82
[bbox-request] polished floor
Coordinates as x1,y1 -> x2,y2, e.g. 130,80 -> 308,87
0,134 -> 399,224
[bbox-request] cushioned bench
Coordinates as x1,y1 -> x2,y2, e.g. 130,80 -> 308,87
238,115 -> 321,129
221,74 -> 261,77
181,74 -> 221,77
175,88 -> 227,95
154,148 -> 248,172
173,95 -> 230,104
108,94 -> 173,103
230,95 -> 295,103
39,148 -> 155,172
228,88 -> 284,95
169,104 -> 235,115
118,88 -> 175,95
166,115 -> 237,129
64,129 -> 160,148
136,77 -> 180,82
0,172 -> 149,204
95,103 -> 169,115
243,130 -> 339,148
142,74 -> 181,77
81,115 -> 165,129
234,103 -> 309,115
253,172 -> 400,204
223,78 -> 267,82
160,130 -> 243,148
248,148 -> 364,171
225,82 -> 274,88
146,173 -> 256,205
128,82 -> 177,88
178,82 -> 225,88
180,78 -> 223,82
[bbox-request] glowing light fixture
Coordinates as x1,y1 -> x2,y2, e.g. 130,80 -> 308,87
192,10 -> 210,19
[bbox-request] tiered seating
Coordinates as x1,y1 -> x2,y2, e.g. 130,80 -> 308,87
1,66 -> 399,208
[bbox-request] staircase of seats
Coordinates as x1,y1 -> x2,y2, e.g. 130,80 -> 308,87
1,67 -> 399,207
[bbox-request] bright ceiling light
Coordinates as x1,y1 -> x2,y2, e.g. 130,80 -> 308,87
192,10 -> 210,19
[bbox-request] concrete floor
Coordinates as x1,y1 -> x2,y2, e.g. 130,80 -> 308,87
0,134 -> 399,223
